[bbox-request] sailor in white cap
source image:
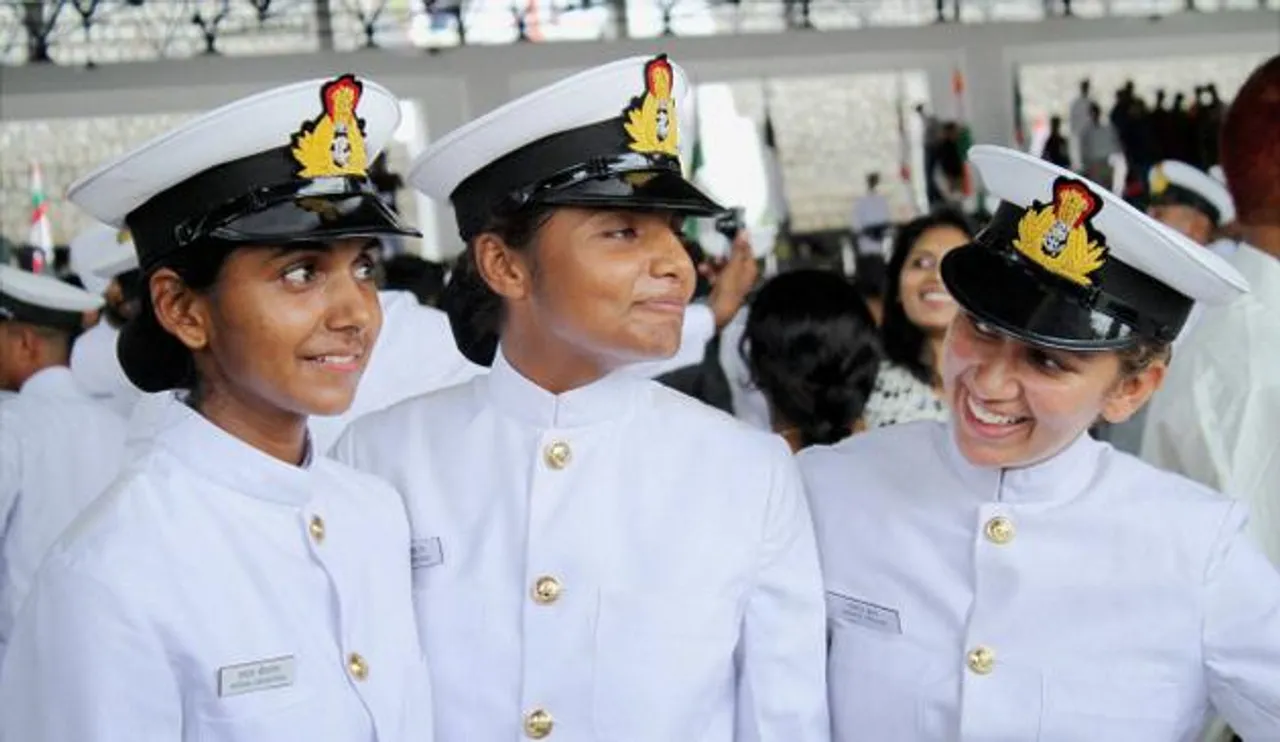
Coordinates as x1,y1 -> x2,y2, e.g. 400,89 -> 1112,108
67,223 -> 145,417
0,75 -> 432,742
802,145 -> 1280,740
0,265 -> 126,662
334,55 -> 828,742
1146,160 -> 1235,251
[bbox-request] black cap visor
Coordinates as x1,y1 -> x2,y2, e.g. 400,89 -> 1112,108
178,178 -> 419,254
940,245 -> 1141,351
535,169 -> 723,217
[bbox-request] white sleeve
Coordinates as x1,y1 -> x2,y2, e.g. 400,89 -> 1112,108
1202,503 -> 1280,735
0,408 -> 20,657
736,448 -> 830,742
0,557 -> 182,740
625,304 -> 717,379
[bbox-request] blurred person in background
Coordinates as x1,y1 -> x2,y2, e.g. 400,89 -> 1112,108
743,269 -> 881,452
863,208 -> 975,429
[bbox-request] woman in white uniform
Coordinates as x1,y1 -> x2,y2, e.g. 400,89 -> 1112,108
334,55 -> 828,742
801,145 -> 1280,740
0,75 -> 433,742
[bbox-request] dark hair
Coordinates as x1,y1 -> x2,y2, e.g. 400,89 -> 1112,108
881,208 -> 975,385
382,253 -> 446,307
118,240 -> 238,394
1221,54 -> 1280,225
742,270 -> 882,449
439,207 -> 553,367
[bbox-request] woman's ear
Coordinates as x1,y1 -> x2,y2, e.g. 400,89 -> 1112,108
473,233 -> 533,302
1100,360 -> 1167,424
150,269 -> 212,353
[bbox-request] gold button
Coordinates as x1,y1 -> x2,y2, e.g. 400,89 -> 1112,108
309,515 -> 326,544
543,441 -> 572,470
967,645 -> 995,675
347,652 -> 368,681
523,708 -> 554,739
984,516 -> 1015,545
532,576 -> 562,605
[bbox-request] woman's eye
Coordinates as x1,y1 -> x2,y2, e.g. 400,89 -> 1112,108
1029,349 -> 1067,372
282,263 -> 317,286
911,256 -> 936,270
353,256 -> 377,281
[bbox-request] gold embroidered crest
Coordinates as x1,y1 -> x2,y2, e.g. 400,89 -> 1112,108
1149,164 -> 1169,196
115,228 -> 131,244
1012,179 -> 1108,287
291,74 -> 369,178
623,55 -> 680,159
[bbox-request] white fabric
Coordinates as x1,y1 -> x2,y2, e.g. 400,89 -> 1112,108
0,394 -> 432,742
1068,96 -> 1093,139
333,351 -> 829,742
69,320 -> 142,419
969,146 -> 1247,306
308,290 -> 484,452
718,306 -> 772,431
0,367 -> 126,660
409,56 -> 692,200
800,421 -> 1280,740
68,77 -> 403,228
0,265 -> 103,313
1208,238 -> 1240,261
851,193 -> 891,234
1143,244 -> 1280,569
861,361 -> 948,429
1150,160 -> 1236,225
1080,123 -> 1121,164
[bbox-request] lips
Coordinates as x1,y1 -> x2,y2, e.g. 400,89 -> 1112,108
303,350 -> 365,373
919,284 -> 954,306
960,388 -> 1031,439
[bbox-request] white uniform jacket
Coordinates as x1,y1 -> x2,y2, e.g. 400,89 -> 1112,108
800,421 -> 1280,742
308,290 -> 485,452
0,395 -> 433,742
1143,244 -> 1280,569
0,366 -> 126,659
68,320 -> 142,418
334,351 -> 829,742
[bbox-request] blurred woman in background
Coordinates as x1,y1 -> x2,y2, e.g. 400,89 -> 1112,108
863,208 -> 975,428
743,270 -> 882,452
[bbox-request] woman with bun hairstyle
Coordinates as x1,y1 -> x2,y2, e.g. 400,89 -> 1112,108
742,269 -> 882,452
0,76 -> 433,742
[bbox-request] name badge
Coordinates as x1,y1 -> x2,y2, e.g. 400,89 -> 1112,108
411,537 -> 444,571
826,591 -> 902,635
218,656 -> 295,698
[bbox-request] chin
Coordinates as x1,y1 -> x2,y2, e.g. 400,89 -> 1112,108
296,388 -> 359,418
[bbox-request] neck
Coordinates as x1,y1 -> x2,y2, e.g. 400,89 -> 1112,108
195,384 -> 309,466
500,329 -> 611,395
1240,223 -> 1280,260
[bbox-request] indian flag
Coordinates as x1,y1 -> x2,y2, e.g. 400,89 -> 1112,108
28,162 -> 54,273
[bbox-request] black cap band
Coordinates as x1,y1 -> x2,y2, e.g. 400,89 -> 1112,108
1149,183 -> 1223,225
0,292 -> 85,331
125,147 -> 418,272
973,201 -> 1193,345
449,118 -> 715,241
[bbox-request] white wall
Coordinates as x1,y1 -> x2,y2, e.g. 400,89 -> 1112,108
1,9 -> 1272,254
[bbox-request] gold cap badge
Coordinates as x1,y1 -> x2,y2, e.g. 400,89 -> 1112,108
1149,165 -> 1169,196
623,55 -> 680,159
291,74 -> 369,179
1013,178 -> 1109,287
